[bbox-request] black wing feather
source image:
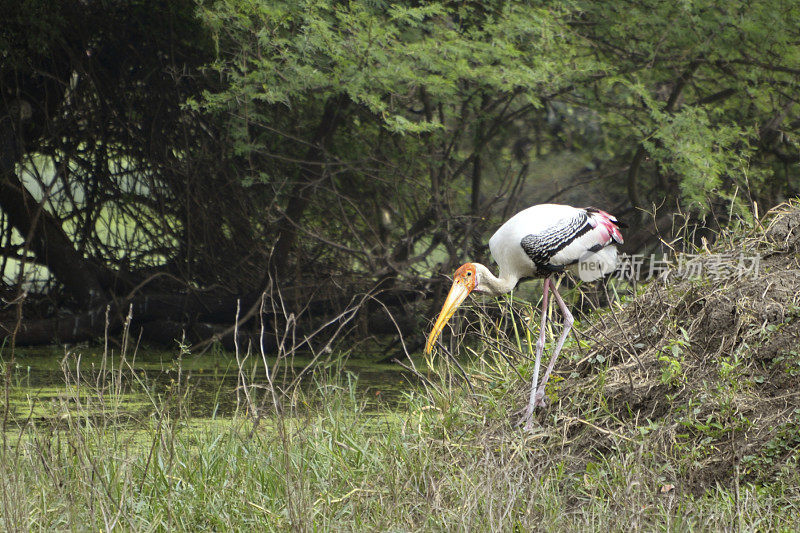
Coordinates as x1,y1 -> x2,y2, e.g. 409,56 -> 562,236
519,212 -> 593,270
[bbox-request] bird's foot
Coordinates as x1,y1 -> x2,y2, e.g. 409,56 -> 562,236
533,388 -> 547,408
517,411 -> 535,432
516,390 -> 548,430
516,403 -> 538,431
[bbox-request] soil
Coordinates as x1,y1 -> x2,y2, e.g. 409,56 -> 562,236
525,202 -> 800,493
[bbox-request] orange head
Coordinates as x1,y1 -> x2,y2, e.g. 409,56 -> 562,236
424,263 -> 477,354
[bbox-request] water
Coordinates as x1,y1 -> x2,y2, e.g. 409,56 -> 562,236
2,348 -> 417,425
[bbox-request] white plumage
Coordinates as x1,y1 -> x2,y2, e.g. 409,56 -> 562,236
488,203 -> 624,283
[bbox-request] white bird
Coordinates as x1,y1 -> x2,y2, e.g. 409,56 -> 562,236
424,203 -> 625,429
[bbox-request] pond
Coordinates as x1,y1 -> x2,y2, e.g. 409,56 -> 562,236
1,347 -> 418,426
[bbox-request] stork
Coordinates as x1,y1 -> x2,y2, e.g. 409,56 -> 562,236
424,204 -> 625,429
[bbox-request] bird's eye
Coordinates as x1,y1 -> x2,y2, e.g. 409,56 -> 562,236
466,271 -> 472,277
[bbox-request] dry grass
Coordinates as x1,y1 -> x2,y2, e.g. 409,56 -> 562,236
454,201 -> 800,499
2,204 -> 800,530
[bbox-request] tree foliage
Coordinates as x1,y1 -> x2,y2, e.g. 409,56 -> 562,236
1,0 -> 799,348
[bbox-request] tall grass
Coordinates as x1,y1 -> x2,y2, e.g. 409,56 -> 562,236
2,300 -> 800,531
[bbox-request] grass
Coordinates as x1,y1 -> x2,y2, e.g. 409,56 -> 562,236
2,347 -> 800,531
3,204 -> 800,531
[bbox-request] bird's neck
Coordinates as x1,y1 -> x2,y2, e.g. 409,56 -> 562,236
474,263 -> 519,297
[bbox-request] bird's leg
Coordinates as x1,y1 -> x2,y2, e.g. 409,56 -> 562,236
533,278 -> 574,407
520,278 -> 549,429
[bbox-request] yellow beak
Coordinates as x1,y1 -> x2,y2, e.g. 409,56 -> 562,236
424,280 -> 472,354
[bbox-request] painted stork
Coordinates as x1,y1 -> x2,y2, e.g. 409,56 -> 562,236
424,204 -> 625,429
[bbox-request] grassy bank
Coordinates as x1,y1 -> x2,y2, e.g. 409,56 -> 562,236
3,205 -> 800,531
2,352 -> 799,530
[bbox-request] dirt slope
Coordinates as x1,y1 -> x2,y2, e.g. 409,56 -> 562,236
522,203 -> 800,491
